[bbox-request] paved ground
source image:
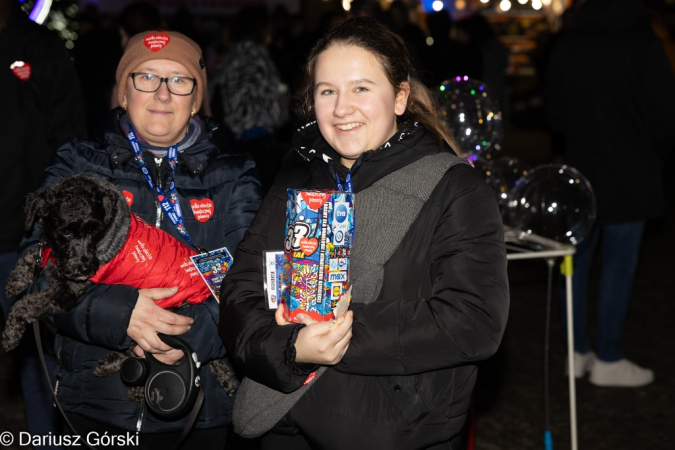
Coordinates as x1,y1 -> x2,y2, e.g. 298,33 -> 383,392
1,125 -> 673,450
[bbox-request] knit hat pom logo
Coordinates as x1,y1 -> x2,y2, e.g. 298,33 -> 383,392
10,61 -> 31,81
144,33 -> 170,52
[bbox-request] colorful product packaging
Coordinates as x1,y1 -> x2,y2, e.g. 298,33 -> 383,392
281,189 -> 355,322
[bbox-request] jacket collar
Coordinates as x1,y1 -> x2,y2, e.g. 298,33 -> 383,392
292,120 -> 447,192
98,108 -> 220,174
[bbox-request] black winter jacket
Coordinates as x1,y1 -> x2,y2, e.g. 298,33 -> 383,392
546,0 -> 675,223
220,123 -> 509,449
22,108 -> 262,432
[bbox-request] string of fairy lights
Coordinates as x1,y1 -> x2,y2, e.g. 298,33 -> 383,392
340,0 -> 566,14
23,0 -> 568,50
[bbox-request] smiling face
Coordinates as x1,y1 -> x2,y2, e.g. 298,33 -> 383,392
313,45 -> 409,168
124,59 -> 196,147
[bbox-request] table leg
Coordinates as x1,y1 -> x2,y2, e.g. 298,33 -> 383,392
563,255 -> 578,450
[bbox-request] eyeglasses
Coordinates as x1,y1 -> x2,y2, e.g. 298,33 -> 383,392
130,72 -> 197,96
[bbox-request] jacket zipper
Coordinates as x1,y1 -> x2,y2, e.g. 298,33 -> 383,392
136,400 -> 145,432
154,157 -> 163,227
53,339 -> 63,406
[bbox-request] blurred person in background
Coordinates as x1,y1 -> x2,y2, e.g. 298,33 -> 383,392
546,0 -> 675,387
456,13 -> 509,116
385,0 -> 428,81
109,1 -> 164,110
72,3 -> 121,136
425,10 -> 469,87
209,5 -> 290,193
0,0 -> 86,447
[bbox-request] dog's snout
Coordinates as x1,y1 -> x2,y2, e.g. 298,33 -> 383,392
79,254 -> 99,272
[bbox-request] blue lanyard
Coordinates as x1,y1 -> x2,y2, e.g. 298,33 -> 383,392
334,169 -> 353,193
126,126 -> 203,252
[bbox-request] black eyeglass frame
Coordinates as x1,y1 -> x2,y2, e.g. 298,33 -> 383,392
129,72 -> 197,96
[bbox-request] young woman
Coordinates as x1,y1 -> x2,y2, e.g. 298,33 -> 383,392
220,17 -> 509,450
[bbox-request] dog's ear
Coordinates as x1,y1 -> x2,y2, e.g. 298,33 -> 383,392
24,190 -> 47,231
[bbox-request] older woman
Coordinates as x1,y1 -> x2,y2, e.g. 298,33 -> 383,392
220,17 -> 509,450
21,31 -> 262,448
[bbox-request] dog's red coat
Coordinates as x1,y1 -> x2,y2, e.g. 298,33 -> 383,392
44,214 -> 211,308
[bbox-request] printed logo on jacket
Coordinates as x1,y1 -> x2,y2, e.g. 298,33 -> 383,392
122,191 -> 134,207
189,198 -> 214,222
10,61 -> 31,81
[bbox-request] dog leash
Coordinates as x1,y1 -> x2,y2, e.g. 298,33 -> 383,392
31,243 -> 97,450
30,244 -> 206,450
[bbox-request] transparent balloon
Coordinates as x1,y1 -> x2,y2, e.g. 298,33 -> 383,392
437,76 -> 504,161
506,164 -> 596,245
482,157 -> 531,220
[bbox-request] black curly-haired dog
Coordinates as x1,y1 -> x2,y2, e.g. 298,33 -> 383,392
4,174 -> 236,397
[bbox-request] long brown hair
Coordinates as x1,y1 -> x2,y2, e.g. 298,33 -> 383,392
294,17 -> 459,155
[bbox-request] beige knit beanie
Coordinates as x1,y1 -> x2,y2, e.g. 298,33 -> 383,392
116,31 -> 207,111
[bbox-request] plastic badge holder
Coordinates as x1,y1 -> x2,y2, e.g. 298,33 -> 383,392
190,247 -> 233,302
263,250 -> 285,309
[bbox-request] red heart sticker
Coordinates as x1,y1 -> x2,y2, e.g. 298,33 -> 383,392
144,33 -> 171,52
189,198 -> 214,222
299,237 -> 319,256
122,190 -> 134,207
157,194 -> 165,202
10,61 -> 31,81
300,191 -> 330,210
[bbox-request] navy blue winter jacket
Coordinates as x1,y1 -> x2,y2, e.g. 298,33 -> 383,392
21,108 -> 262,432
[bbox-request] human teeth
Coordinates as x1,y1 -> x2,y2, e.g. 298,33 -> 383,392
337,123 -> 363,131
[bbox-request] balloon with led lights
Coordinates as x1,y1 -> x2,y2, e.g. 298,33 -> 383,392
437,76 -> 504,161
506,164 -> 596,245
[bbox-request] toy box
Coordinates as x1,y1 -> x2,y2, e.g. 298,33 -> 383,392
281,189 -> 354,322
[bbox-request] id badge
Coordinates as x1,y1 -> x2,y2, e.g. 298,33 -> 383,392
190,247 -> 234,302
263,251 -> 285,309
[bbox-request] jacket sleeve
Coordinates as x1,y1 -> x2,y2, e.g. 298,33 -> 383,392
50,284 -> 139,350
220,153 -> 264,253
168,296 -> 226,362
335,165 -> 510,375
220,182 -> 317,393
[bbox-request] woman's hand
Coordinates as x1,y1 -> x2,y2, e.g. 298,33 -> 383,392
274,302 -> 291,325
132,345 -> 185,365
294,311 -> 353,365
127,287 -> 193,359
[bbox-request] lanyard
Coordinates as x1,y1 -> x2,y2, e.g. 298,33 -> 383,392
126,127 -> 203,252
334,169 -> 353,193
